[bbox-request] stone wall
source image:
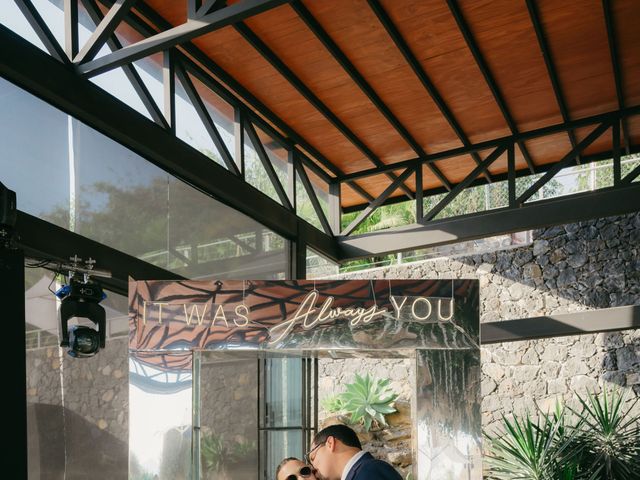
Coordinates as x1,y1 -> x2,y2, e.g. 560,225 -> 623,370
333,212 -> 640,432
26,336 -> 129,478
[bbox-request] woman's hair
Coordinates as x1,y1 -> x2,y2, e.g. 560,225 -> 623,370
275,457 -> 301,479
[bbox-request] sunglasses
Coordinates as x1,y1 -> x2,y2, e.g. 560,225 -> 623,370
284,465 -> 312,480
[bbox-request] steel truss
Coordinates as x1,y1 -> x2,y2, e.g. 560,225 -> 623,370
2,0 -> 639,270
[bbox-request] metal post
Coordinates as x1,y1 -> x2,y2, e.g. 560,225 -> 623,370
2,243 -> 26,478
329,182 -> 341,235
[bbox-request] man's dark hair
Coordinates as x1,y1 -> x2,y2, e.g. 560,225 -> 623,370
275,457 -> 300,479
313,424 -> 362,449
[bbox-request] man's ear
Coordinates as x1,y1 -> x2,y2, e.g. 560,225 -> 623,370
326,435 -> 336,452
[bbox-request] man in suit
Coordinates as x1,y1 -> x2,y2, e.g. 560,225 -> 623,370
305,424 -> 402,480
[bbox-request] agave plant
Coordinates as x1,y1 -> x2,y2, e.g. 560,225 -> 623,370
201,431 -> 226,473
568,388 -> 640,479
321,394 -> 345,413
337,373 -> 398,432
484,403 -> 573,480
485,388 -> 640,480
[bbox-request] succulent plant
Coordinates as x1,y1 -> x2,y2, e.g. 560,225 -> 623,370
337,373 -> 398,432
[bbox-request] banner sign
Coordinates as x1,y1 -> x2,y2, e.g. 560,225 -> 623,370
128,279 -> 478,351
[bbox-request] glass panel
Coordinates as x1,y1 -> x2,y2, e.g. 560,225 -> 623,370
296,171 -> 322,230
262,357 -> 302,428
70,117 -> 171,265
129,353 -> 193,480
0,77 -> 70,229
190,73 -> 236,164
306,248 -> 338,279
31,0 -> 65,49
256,126 -> 290,201
175,74 -> 226,168
26,267 -> 132,479
90,66 -> 153,122
262,430 -> 303,480
0,1 -> 50,54
2,75 -> 290,279
199,354 -> 258,480
245,128 -> 283,205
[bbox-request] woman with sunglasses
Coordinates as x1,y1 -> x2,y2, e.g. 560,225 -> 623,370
276,457 -> 317,480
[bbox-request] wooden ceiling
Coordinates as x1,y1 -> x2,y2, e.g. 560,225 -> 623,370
137,0 -> 640,209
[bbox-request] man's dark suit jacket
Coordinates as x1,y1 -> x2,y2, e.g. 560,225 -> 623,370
344,452 -> 403,480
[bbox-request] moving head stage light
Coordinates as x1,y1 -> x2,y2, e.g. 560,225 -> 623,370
56,278 -> 106,358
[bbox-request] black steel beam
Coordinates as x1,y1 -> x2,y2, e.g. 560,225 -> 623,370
613,119 -> 621,184
3,245 -> 27,479
74,0 -> 136,64
423,145 -> 506,221
291,1 -> 453,193
338,106 -> 640,182
162,49 -> 175,132
244,119 -> 293,210
517,122 -> 610,204
622,162 -> 640,184
64,0 -> 78,59
234,21 -> 416,199
507,142 -> 516,208
447,0 -> 537,173
98,0 -> 373,204
481,305 -> 640,344
81,0 -> 169,129
14,0 -> 69,64
15,211 -> 181,294
77,0 -> 291,76
526,0 -> 581,165
342,144 -> 640,214
338,182 -> 640,260
603,0 -> 631,154
199,0 -> 225,17
367,0 -> 493,184
295,154 -> 333,236
0,25 -> 340,259
341,167 -> 415,236
174,61 -> 240,175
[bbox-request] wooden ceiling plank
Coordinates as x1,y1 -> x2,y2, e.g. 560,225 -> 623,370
526,0 -> 581,165
291,1 -> 453,192
447,0 -> 537,173
368,0 -> 494,184
77,0 -> 291,76
603,0 -> 631,154
234,20 -> 417,199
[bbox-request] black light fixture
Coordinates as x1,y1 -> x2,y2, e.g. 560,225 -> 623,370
57,277 -> 106,358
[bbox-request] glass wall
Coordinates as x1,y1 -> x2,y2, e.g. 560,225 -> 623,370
0,77 -> 289,279
25,267 -> 131,479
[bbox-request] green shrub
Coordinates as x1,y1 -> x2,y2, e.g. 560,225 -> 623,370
484,388 -> 640,480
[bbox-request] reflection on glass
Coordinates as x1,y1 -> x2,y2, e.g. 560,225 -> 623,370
0,77 -> 70,228
244,127 -> 284,205
262,357 -> 303,428
262,429 -> 303,480
416,349 -> 482,479
199,354 -> 258,480
129,353 -> 193,480
175,74 -> 226,168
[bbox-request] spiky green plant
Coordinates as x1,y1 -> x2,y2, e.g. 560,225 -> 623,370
337,373 -> 398,432
484,402 -> 577,480
568,389 -> 640,479
485,388 -> 640,480
201,431 -> 226,473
